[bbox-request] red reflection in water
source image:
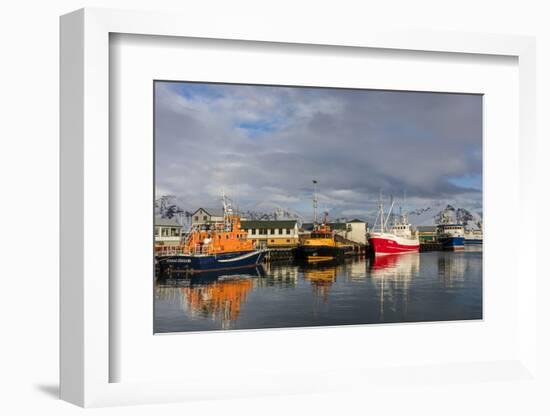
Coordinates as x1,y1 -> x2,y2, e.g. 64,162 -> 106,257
370,253 -> 405,270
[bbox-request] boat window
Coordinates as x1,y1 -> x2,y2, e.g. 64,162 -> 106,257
313,233 -> 330,239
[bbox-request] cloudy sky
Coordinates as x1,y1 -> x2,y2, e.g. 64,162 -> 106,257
155,81 -> 482,219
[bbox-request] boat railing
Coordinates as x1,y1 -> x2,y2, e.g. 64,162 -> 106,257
181,243 -> 214,256
156,247 -> 183,257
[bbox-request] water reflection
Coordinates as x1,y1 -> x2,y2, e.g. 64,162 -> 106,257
340,257 -> 370,282
261,261 -> 298,287
302,264 -> 338,302
180,279 -> 252,329
155,248 -> 482,332
438,253 -> 466,287
367,253 -> 420,320
156,266 -> 265,330
369,253 -> 420,277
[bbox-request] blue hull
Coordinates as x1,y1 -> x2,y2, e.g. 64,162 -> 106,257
439,237 -> 465,250
158,250 -> 266,274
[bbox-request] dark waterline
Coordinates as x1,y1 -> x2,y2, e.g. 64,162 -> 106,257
154,246 -> 482,333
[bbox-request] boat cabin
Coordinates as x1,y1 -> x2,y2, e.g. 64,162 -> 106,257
436,223 -> 465,238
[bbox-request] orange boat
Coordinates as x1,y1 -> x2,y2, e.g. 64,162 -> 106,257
158,193 -> 266,274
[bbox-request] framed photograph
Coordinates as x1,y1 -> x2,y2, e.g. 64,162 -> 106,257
60,8 -> 538,407
152,81 -> 484,333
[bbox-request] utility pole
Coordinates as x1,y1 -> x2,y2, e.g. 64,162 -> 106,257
312,180 -> 318,226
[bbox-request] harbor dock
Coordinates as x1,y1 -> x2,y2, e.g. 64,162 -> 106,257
419,242 -> 443,252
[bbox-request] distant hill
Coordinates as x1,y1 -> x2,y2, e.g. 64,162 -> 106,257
239,207 -> 305,222
408,201 -> 482,230
155,194 -> 482,231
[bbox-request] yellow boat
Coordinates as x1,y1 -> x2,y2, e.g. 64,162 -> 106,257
297,181 -> 347,263
297,222 -> 346,262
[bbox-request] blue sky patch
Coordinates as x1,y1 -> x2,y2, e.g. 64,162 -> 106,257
237,119 -> 280,137
448,174 -> 482,191
162,81 -> 224,100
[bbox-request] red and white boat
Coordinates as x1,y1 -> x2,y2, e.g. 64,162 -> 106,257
368,197 -> 420,255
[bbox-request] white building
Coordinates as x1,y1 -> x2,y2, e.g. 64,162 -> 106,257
301,219 -> 367,245
342,219 -> 367,245
191,208 -> 224,226
154,217 -> 183,255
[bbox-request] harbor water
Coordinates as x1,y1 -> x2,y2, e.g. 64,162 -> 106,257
154,246 -> 482,333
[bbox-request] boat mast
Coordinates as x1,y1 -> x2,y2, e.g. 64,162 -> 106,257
404,190 -> 407,221
383,196 -> 395,230
379,191 -> 384,233
221,189 -> 233,230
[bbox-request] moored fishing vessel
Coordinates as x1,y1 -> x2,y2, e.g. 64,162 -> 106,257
367,197 -> 420,255
296,220 -> 347,262
295,181 -> 347,262
157,193 -> 266,275
436,223 -> 465,250
464,227 -> 483,245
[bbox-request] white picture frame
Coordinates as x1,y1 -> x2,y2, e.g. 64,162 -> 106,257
60,8 -> 537,407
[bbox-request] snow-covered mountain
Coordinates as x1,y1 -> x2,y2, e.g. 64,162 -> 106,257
231,200 -> 304,222
155,195 -> 306,224
155,194 -> 482,231
408,201 -> 482,230
239,208 -> 304,222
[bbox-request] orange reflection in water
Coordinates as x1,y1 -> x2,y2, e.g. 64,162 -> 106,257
180,278 -> 253,327
303,266 -> 337,302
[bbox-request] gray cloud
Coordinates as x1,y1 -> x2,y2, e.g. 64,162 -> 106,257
155,82 -> 482,218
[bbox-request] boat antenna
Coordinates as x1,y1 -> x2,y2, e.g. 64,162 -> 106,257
372,209 -> 380,233
221,188 -> 227,213
384,195 -> 395,230
399,189 -> 405,220
221,188 -> 234,229
312,180 -> 318,226
403,190 -> 408,224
